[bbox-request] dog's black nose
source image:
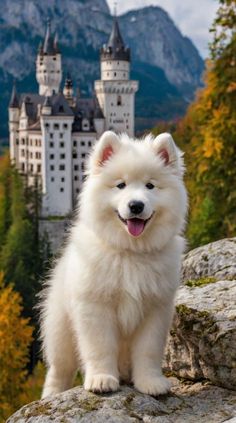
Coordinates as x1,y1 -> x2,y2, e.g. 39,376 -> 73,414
129,201 -> 144,215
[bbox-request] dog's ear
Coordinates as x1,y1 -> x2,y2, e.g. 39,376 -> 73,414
152,132 -> 185,175
153,133 -> 177,165
91,131 -> 121,170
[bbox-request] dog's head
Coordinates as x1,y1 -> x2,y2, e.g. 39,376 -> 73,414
80,131 -> 187,252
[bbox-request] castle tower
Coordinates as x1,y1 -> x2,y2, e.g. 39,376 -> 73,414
36,19 -> 62,96
94,16 -> 138,136
9,82 -> 20,164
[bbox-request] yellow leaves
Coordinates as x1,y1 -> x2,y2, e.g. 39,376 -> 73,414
226,81 -> 236,93
0,273 -> 33,422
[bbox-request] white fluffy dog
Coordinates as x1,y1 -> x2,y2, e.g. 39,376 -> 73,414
40,131 -> 187,398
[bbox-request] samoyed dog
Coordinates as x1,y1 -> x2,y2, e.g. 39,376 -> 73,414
41,131 -> 187,398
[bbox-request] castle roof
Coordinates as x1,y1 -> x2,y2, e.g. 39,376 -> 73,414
13,91 -> 103,132
72,98 -> 104,133
42,19 -> 59,55
9,82 -> 19,108
100,17 -> 130,62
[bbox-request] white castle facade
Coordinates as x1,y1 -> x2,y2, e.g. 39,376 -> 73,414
9,18 -> 139,217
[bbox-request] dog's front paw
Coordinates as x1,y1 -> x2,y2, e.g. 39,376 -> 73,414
84,373 -> 119,393
134,375 -> 172,396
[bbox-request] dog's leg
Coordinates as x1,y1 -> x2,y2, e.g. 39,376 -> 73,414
74,302 -> 119,393
131,302 -> 174,396
41,309 -> 78,398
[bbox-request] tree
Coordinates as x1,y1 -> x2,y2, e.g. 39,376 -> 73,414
172,0 -> 236,248
0,272 -> 33,422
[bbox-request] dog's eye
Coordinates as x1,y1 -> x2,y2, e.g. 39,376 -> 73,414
146,182 -> 155,190
116,182 -> 126,189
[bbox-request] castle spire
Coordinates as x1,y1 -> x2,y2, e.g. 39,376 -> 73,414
9,81 -> 19,108
43,18 -> 56,54
101,14 -> 130,62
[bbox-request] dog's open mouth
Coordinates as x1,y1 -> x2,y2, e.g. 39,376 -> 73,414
118,214 -> 153,237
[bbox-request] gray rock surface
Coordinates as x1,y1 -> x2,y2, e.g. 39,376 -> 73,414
6,380 -> 236,423
164,238 -> 236,390
182,238 -> 236,282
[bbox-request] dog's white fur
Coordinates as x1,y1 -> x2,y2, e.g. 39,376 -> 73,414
40,131 -> 187,398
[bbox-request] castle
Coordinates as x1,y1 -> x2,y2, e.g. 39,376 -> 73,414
9,17 -> 139,217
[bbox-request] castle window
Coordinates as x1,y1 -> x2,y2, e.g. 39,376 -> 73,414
114,72 -> 116,77
74,175 -> 78,181
61,177 -> 65,182
123,73 -> 126,77
107,72 -> 109,76
30,164 -> 34,172
16,139 -> 19,145
53,57 -> 56,61
80,141 -> 85,146
111,103 -> 113,106
117,95 -> 122,106
21,138 -> 25,145
81,162 -> 85,171
50,165 -> 54,171
60,133 -> 63,138
76,188 -> 79,193
50,142 -> 54,148
50,154 -> 54,160
54,123 -> 59,130
73,152 -> 77,159
30,152 -> 33,159
45,123 -> 49,129
51,177 -> 54,182
63,124 -> 68,129
21,149 -> 25,157
73,141 -> 77,147
81,153 -> 86,158
74,165 -> 78,171
60,153 -> 65,159
50,133 -> 53,139
59,106 -> 64,113
37,164 -> 41,173
59,164 -> 65,171
60,187 -> 64,192
60,142 -> 64,148
126,125 -> 129,129
21,163 -> 25,172
88,141 -> 92,147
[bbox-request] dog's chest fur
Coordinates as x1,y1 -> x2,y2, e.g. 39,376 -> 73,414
71,239 -> 178,335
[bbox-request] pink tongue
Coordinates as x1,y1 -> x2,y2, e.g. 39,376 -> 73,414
127,218 -> 145,237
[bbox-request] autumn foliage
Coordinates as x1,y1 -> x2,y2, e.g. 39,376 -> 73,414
172,0 -> 236,248
0,272 -> 33,422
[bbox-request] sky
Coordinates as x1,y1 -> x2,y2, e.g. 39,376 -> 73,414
106,0 -> 219,58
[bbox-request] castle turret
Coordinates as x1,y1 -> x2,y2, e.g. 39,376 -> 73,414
36,19 -> 62,96
95,16 -> 138,136
9,82 -> 20,163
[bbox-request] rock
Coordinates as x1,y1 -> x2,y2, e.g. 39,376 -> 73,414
6,381 -> 236,423
165,238 -> 236,390
182,238 -> 236,282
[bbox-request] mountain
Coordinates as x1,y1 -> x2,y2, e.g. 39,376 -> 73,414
0,0 -> 204,140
